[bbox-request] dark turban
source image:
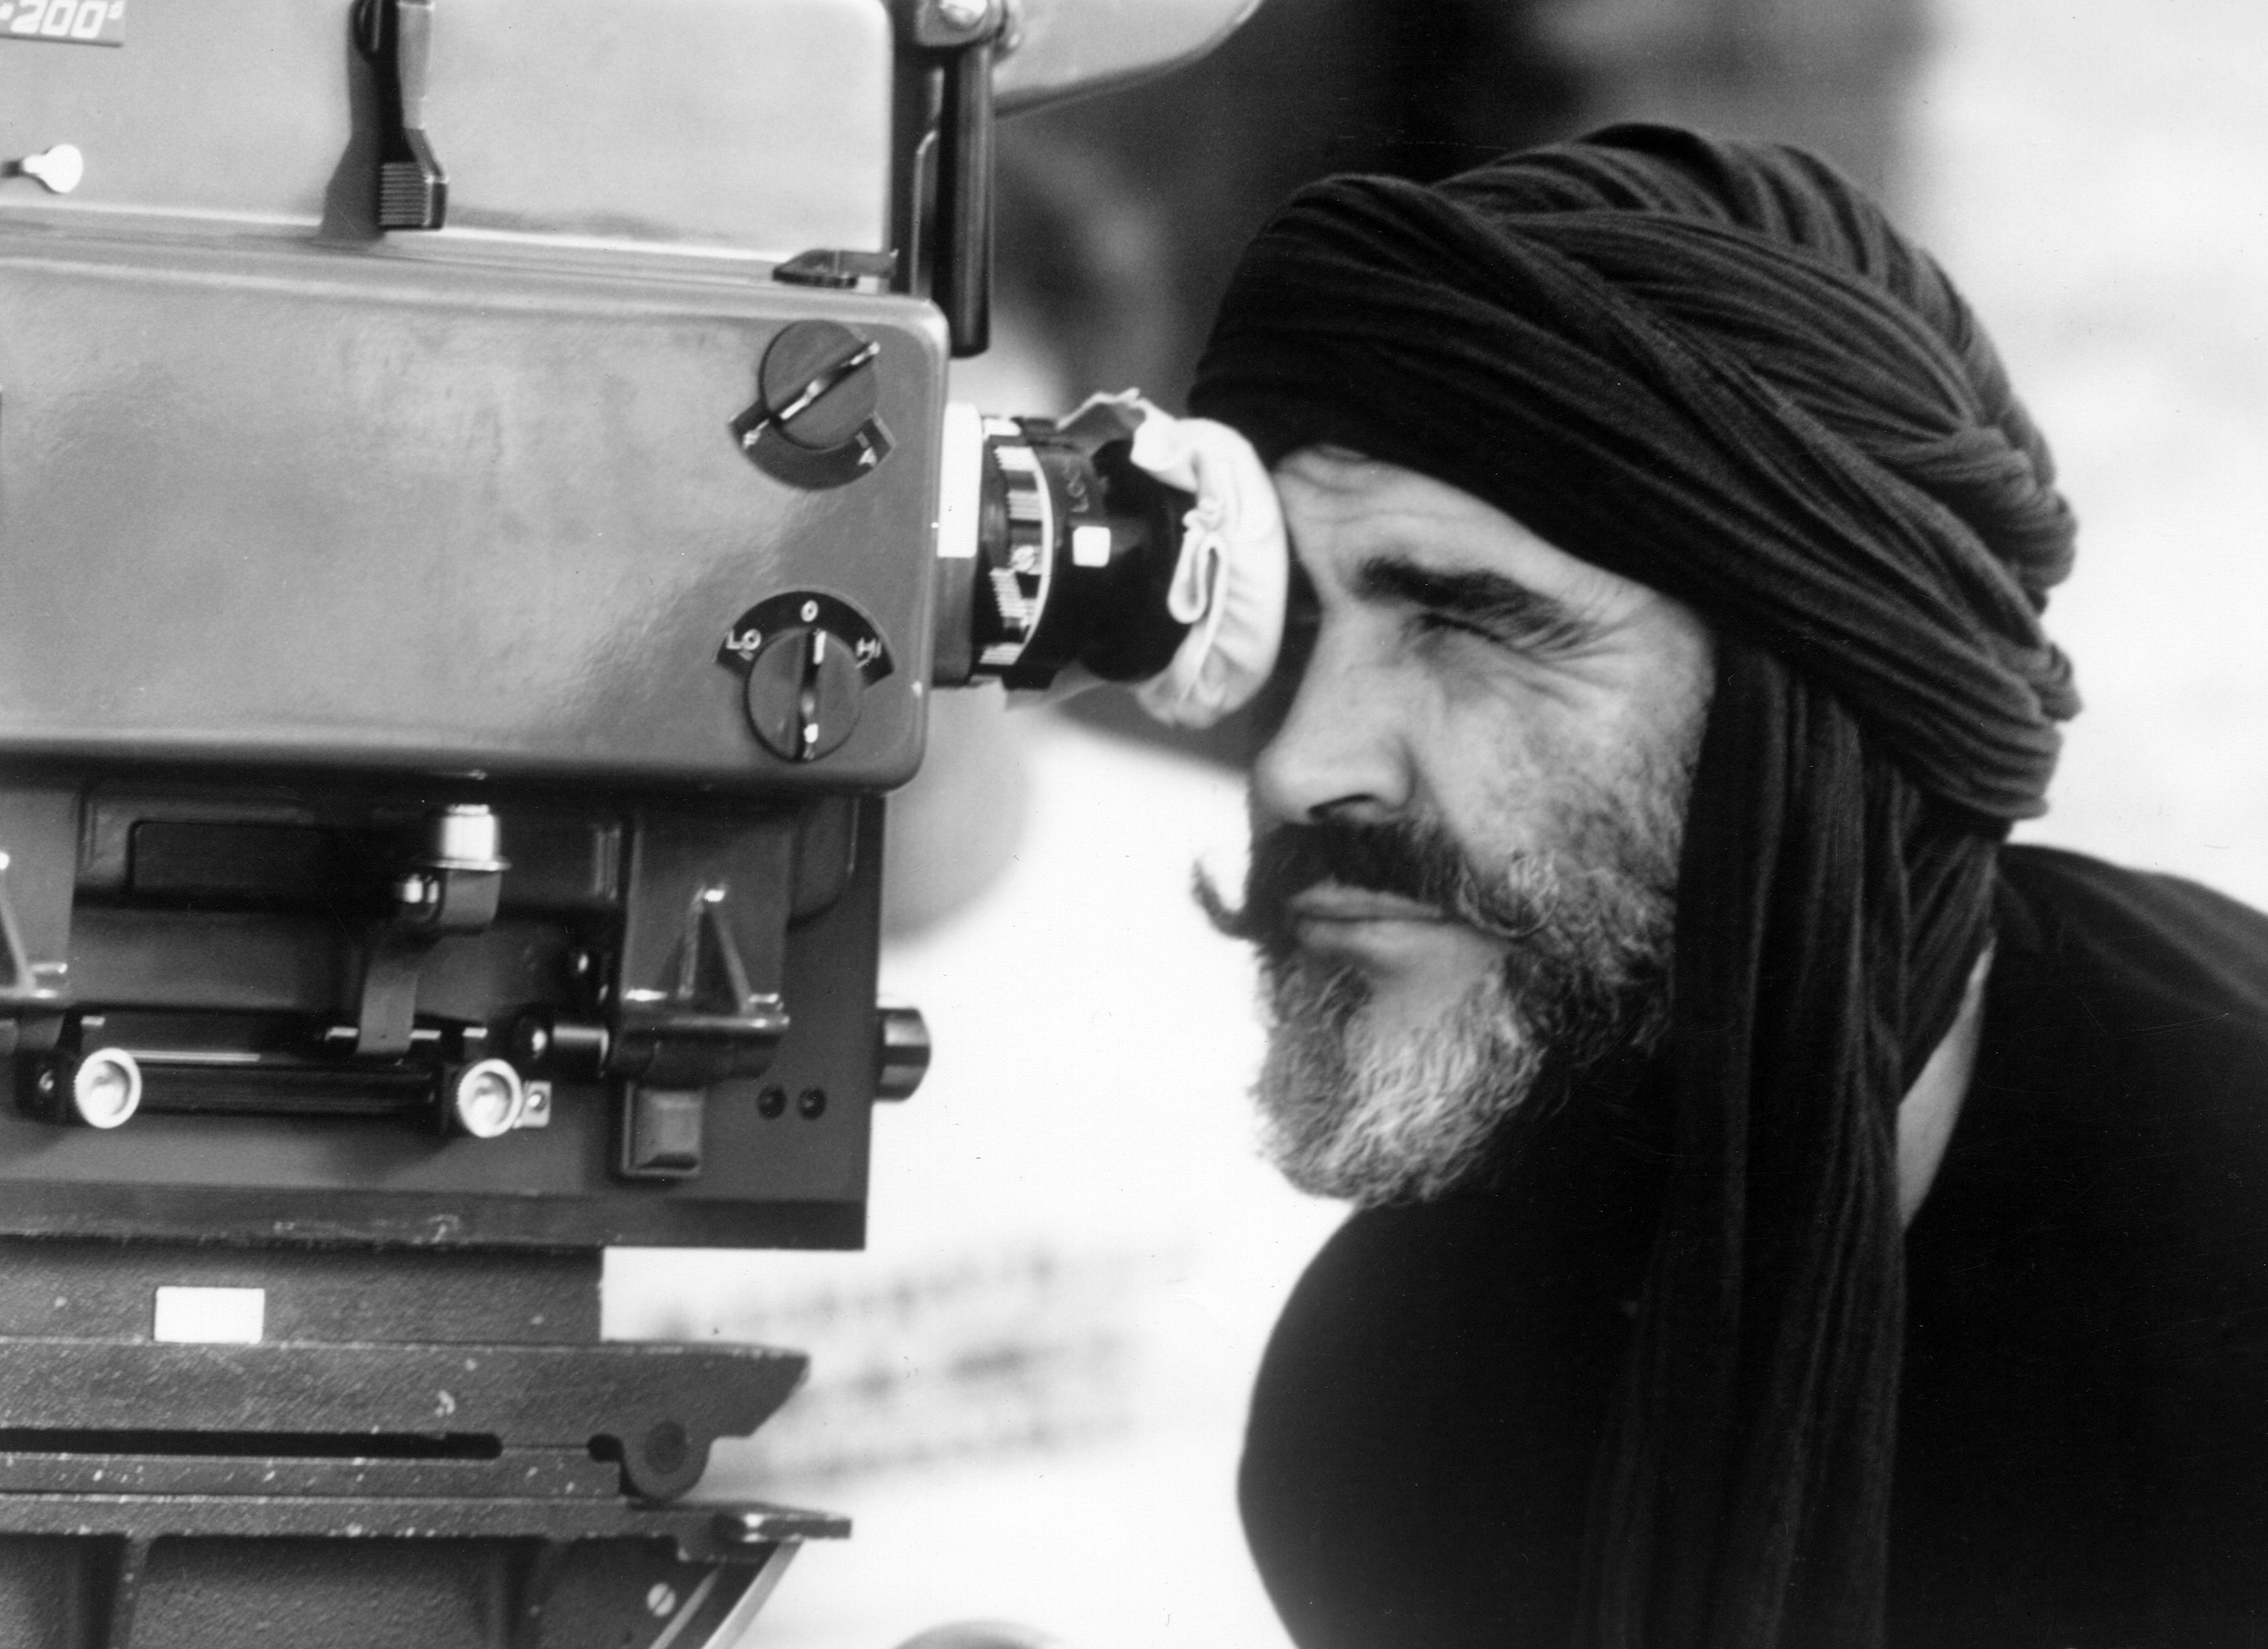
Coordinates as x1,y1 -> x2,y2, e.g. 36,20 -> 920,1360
1192,125 -> 2079,1648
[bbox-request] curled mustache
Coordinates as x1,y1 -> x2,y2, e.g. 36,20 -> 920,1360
1198,816 -> 1558,956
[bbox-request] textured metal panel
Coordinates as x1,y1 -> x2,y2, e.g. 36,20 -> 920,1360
0,234 -> 942,790
124,1538 -> 515,1649
0,1501 -> 841,1549
0,1339 -> 802,1452
0,1534 -> 99,1649
0,0 -> 889,254
0,1243 -> 602,1344
0,1450 -> 620,1499
0,1183 -> 870,1250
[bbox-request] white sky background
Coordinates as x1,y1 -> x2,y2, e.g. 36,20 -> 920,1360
1913,0 -> 2268,903
608,3 -> 2268,1645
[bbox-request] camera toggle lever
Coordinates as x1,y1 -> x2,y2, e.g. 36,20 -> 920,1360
5,143 -> 84,196
772,247 -> 900,291
352,0 -> 446,230
0,848 -> 68,1008
352,803 -> 505,1062
603,819 -> 797,1181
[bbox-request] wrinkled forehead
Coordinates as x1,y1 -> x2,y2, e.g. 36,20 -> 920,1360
1267,444 -> 1686,631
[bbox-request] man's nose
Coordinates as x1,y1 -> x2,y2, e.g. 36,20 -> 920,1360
1250,651 -> 1411,826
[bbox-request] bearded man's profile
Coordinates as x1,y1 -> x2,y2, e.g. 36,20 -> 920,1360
1169,123 -> 2268,1649
1204,451 -> 1699,1209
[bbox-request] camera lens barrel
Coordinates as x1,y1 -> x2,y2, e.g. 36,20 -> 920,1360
933,407 -> 1193,692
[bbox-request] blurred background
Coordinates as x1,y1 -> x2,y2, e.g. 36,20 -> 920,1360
610,0 -> 2268,1641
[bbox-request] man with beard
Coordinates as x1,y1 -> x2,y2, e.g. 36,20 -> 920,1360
1176,125 -> 2268,1649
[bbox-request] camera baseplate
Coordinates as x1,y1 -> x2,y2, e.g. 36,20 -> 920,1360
0,1242 -> 846,1648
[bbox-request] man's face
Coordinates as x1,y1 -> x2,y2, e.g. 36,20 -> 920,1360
1222,446 -> 1714,1205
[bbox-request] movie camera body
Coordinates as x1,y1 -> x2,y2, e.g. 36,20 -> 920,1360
0,1 -> 1250,1642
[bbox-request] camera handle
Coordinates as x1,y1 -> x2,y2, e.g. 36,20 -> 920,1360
895,0 -> 1010,358
935,31 -> 996,356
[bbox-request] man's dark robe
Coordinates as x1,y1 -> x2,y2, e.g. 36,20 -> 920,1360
1241,845 -> 2268,1648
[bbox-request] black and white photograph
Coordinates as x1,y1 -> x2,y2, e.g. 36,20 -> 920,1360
1,0 -> 2265,1644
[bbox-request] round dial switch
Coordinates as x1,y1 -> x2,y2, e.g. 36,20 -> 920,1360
745,622 -> 863,762
758,321 -> 879,453
718,592 -> 894,764
732,323 -> 894,489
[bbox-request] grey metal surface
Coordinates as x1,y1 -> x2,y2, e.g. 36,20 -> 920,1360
0,1243 -> 602,1343
0,0 -> 889,254
0,1496 -> 844,1549
0,1242 -> 808,1500
0,1449 -> 619,1499
0,232 -> 942,793
0,1339 -> 803,1496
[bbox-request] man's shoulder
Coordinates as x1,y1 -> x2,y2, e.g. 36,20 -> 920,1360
1966,842 -> 2268,1272
1902,848 -> 2268,1631
1995,842 -> 2268,1036
1961,842 -> 2268,1254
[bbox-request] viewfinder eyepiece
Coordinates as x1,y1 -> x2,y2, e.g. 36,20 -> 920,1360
932,400 -> 1194,691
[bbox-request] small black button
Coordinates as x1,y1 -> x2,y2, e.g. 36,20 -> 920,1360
620,1087 -> 704,1179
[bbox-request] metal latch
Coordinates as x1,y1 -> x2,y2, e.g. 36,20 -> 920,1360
352,0 -> 446,230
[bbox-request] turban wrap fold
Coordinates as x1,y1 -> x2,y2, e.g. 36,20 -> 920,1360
1191,124 -> 2079,1648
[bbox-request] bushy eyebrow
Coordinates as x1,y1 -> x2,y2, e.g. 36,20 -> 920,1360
1351,556 -> 1599,650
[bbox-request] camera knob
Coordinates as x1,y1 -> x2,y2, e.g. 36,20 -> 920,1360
718,592 -> 893,764
757,321 -> 879,453
743,621 -> 865,763
732,321 -> 894,486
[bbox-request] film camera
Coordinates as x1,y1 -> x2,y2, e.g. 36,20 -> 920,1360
0,1 -> 1254,1642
